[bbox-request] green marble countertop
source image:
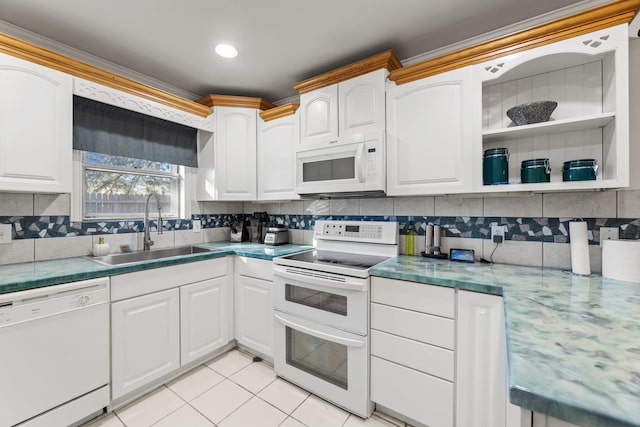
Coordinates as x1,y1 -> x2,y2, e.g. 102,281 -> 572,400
0,242 -> 311,294
370,256 -> 640,427
196,242 -> 312,260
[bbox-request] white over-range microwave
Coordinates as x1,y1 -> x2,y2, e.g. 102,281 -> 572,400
294,132 -> 385,197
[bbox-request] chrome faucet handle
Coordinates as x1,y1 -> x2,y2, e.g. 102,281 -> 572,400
157,210 -> 163,235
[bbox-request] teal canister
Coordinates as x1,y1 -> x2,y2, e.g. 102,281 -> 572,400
521,158 -> 551,183
562,159 -> 598,181
483,147 -> 509,185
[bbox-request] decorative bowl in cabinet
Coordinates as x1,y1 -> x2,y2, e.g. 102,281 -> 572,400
506,101 -> 558,126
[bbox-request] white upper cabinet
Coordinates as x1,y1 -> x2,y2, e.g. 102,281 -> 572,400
300,85 -> 338,147
197,103 -> 261,201
197,96 -> 276,201
0,52 -> 72,193
196,129 -> 216,200
215,106 -> 258,200
338,69 -> 386,138
386,65 -> 478,196
299,69 -> 387,150
476,23 -> 629,192
257,107 -> 300,200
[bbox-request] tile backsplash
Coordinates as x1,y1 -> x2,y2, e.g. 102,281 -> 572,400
1,191 -> 640,273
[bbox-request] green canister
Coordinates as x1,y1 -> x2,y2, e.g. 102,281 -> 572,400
562,159 -> 598,181
521,158 -> 551,183
483,147 -> 509,185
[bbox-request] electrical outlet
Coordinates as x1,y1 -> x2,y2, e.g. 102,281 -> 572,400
599,226 -> 619,247
192,219 -> 202,233
491,225 -> 506,243
0,224 -> 12,244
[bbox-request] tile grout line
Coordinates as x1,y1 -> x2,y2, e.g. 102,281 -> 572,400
157,384 -> 190,424
185,400 -> 218,427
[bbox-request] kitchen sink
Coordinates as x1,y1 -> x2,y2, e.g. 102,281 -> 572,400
92,245 -> 218,266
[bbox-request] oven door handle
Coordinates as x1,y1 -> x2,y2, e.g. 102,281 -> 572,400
273,267 -> 366,292
274,313 -> 365,348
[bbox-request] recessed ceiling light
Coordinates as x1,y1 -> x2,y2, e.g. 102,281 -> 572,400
214,43 -> 238,59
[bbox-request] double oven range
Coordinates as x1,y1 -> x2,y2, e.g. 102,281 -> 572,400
273,220 -> 398,417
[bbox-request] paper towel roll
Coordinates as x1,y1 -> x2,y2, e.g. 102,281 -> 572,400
602,239 -> 640,282
569,221 -> 591,275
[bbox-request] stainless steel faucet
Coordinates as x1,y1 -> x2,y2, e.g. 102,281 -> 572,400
143,192 -> 163,251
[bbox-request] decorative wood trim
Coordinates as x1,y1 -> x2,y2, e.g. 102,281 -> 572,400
389,0 -> 640,85
0,31 -> 212,118
259,103 -> 300,121
196,94 -> 276,110
74,78 -> 215,132
293,50 -> 402,94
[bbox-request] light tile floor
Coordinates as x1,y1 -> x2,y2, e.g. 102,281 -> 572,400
83,349 -> 409,427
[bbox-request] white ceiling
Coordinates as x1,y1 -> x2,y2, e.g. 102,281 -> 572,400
0,0 -> 606,103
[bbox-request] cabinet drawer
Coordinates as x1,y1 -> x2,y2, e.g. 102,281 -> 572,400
371,356 -> 453,427
371,303 -> 454,350
111,258 -> 227,301
236,256 -> 273,281
371,277 -> 455,318
371,330 -> 453,381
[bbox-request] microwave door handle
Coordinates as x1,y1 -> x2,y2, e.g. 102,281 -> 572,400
355,143 -> 365,183
274,313 -> 365,348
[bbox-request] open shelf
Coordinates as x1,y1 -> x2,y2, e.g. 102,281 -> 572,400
482,112 -> 615,143
480,178 -> 622,193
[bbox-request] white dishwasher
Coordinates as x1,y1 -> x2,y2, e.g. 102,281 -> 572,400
0,277 -> 110,427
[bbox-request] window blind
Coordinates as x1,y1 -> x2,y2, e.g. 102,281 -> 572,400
73,96 -> 198,167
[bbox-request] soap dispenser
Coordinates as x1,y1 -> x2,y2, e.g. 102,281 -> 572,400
93,237 -> 110,257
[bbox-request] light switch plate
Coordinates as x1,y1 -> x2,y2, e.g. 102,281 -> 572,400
599,226 -> 619,247
192,219 -> 202,233
0,224 -> 12,244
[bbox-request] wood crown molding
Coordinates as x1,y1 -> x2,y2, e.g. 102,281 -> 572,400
389,0 -> 640,85
196,94 -> 276,111
0,31 -> 212,118
260,103 -> 300,121
293,49 -> 402,94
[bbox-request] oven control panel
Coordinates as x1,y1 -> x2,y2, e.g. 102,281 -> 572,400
322,223 -> 383,239
314,220 -> 398,244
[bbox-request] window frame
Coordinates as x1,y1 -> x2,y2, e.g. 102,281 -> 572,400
78,151 -> 183,220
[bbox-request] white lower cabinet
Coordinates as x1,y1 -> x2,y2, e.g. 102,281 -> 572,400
371,356 -> 454,427
370,277 -> 456,427
180,277 -> 229,365
234,256 -> 274,360
110,258 -> 231,401
371,278 -> 532,427
533,413 -> 580,427
457,290 -> 531,427
111,288 -> 180,400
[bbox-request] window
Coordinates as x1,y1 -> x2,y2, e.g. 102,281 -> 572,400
81,151 -> 181,219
